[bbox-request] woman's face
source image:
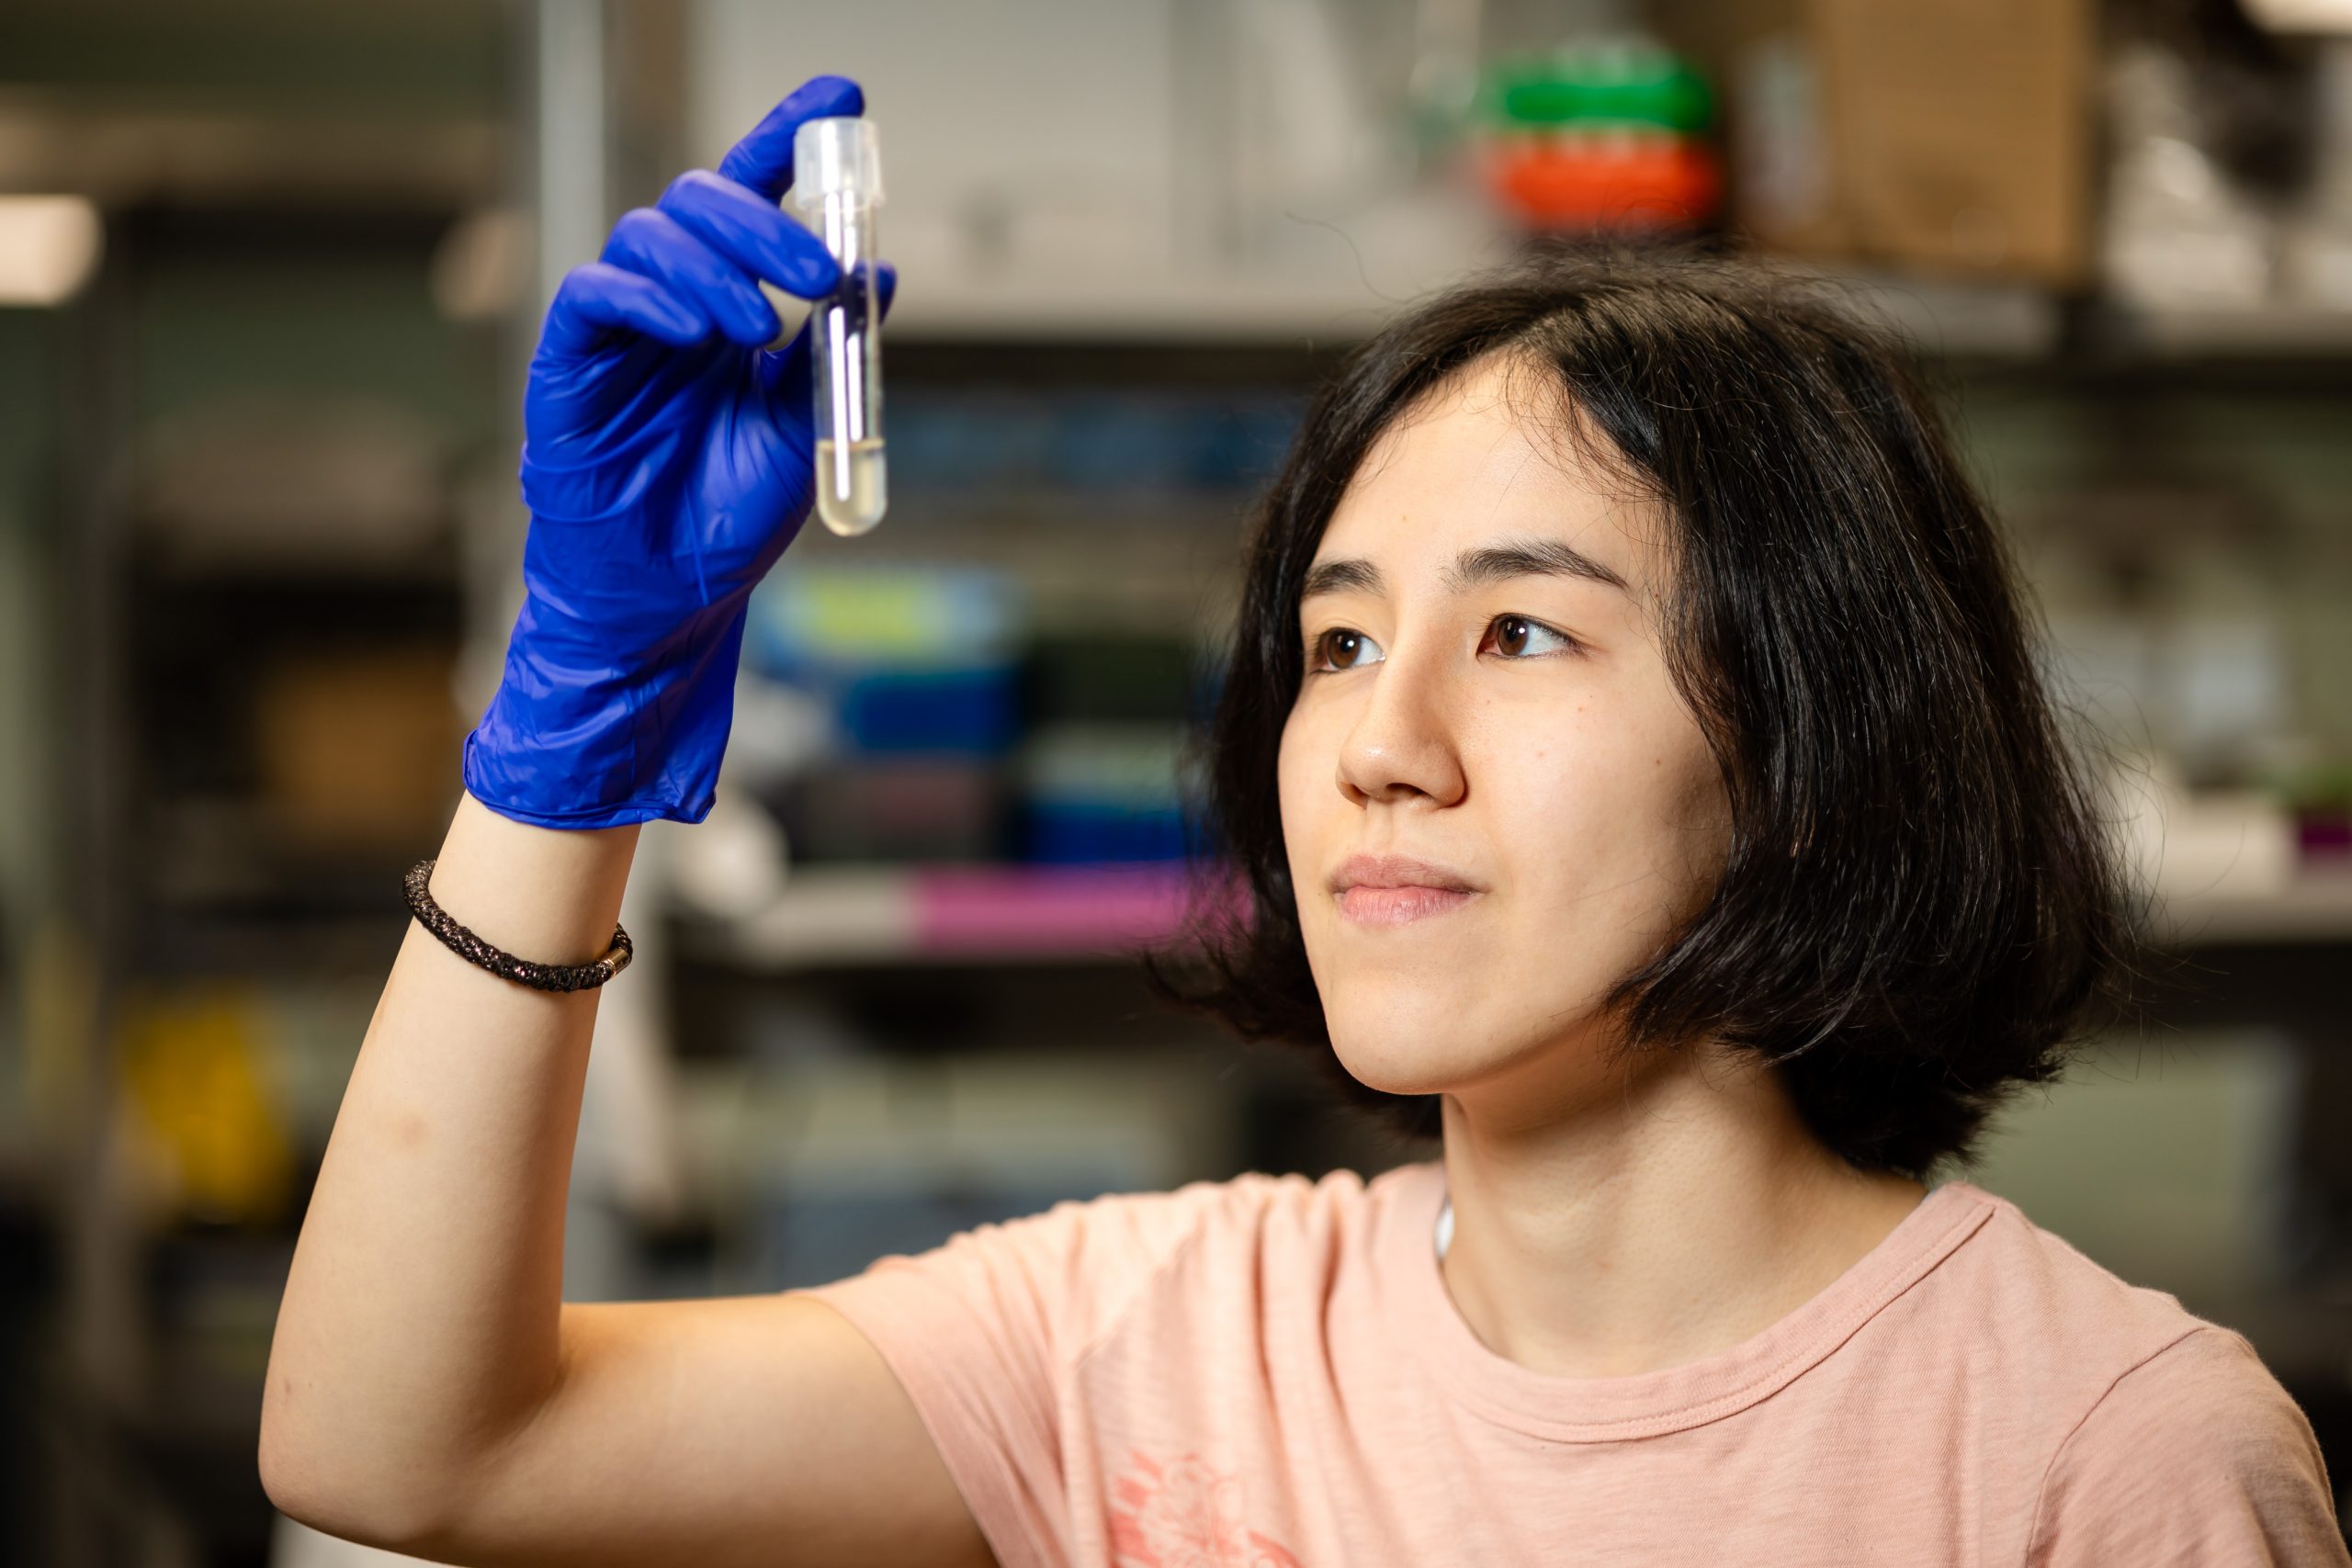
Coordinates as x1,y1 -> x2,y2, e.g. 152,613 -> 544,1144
1276,353 -> 1732,1119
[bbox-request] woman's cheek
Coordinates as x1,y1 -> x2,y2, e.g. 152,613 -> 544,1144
1274,716 -> 1322,896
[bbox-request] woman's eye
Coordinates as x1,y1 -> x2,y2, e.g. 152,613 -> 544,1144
1306,627 -> 1384,674
1484,615 -> 1581,660
1305,616 -> 1579,676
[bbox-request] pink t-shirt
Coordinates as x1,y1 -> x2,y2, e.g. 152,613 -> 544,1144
788,1160 -> 2347,1567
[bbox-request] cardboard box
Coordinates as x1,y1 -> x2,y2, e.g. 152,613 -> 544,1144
252,648 -> 466,851
1662,0 -> 2095,284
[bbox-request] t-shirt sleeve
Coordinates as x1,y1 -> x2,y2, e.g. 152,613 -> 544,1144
2024,1325 -> 2349,1567
782,1179 -> 1237,1568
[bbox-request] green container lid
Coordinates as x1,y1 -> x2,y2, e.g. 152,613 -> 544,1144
1480,42 -> 1713,133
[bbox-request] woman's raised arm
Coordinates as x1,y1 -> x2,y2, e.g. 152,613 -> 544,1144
258,73 -> 983,1566
260,794 -> 991,1567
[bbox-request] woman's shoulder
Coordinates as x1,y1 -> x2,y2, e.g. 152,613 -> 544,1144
1927,1181 -> 2334,1501
1034,1159 -> 1432,1269
2011,1292 -> 2342,1558
1929,1179 -> 2248,1360
1938,1175 -> 2229,1335
786,1165 -> 1403,1382
831,1161 -> 1426,1312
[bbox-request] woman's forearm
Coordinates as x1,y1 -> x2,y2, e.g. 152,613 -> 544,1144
260,788 -> 642,1541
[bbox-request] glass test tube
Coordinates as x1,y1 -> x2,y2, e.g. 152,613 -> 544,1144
791,116 -> 887,536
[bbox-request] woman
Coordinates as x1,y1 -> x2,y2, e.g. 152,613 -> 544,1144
259,75 -> 2347,1566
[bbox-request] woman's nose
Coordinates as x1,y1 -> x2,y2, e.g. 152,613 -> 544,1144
1333,650 -> 1467,807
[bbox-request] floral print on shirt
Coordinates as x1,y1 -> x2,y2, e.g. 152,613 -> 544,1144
1107,1449 -> 1304,1568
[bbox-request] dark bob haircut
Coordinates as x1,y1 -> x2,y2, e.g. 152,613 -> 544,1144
1143,243 -> 2151,1185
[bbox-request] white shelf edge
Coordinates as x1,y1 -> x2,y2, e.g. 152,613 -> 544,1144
681,862 -> 2352,968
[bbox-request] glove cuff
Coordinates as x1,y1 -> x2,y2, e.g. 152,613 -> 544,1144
461,601 -> 750,830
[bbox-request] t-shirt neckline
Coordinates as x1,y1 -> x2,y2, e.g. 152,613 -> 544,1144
1377,1159 -> 1996,1443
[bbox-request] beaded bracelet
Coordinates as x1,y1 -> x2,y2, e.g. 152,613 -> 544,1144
403,858 -> 633,992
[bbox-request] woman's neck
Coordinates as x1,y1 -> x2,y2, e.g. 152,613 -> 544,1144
1431,1043 -> 1928,1380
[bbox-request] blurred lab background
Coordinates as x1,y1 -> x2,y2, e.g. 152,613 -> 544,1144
1,0 -> 2349,1562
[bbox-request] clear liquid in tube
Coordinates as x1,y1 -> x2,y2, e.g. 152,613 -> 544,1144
814,436 -> 888,536
795,117 -> 887,537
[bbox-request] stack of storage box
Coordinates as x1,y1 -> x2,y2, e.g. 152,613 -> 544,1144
742,565 -> 1216,866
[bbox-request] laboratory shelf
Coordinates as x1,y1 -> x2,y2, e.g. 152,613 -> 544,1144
2147,870 -> 2352,948
882,264 -> 2067,357
884,266 -> 2352,369
885,272 -> 1413,346
680,858 -> 1249,970
2086,301 -> 2352,361
681,859 -> 2352,971
1782,272 -> 2352,366
1769,266 -> 2063,360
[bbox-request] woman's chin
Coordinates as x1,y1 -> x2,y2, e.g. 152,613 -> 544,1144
1325,999 -> 1612,1101
1326,1027 -> 1495,1099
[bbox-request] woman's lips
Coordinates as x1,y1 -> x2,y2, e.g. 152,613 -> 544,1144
1336,886 -> 1480,926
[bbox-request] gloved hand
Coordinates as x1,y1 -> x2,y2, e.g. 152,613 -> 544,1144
463,73 -> 898,829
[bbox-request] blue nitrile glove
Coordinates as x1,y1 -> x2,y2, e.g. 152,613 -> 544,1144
462,73 -> 899,829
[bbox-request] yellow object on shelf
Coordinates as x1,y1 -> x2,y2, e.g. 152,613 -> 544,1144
115,985 -> 298,1228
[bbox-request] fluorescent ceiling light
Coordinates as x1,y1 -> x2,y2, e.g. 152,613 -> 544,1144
0,196 -> 103,306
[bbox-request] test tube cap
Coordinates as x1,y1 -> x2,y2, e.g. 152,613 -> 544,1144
791,116 -> 884,207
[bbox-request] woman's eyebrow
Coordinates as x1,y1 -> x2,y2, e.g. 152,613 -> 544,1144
1299,535 -> 1631,604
